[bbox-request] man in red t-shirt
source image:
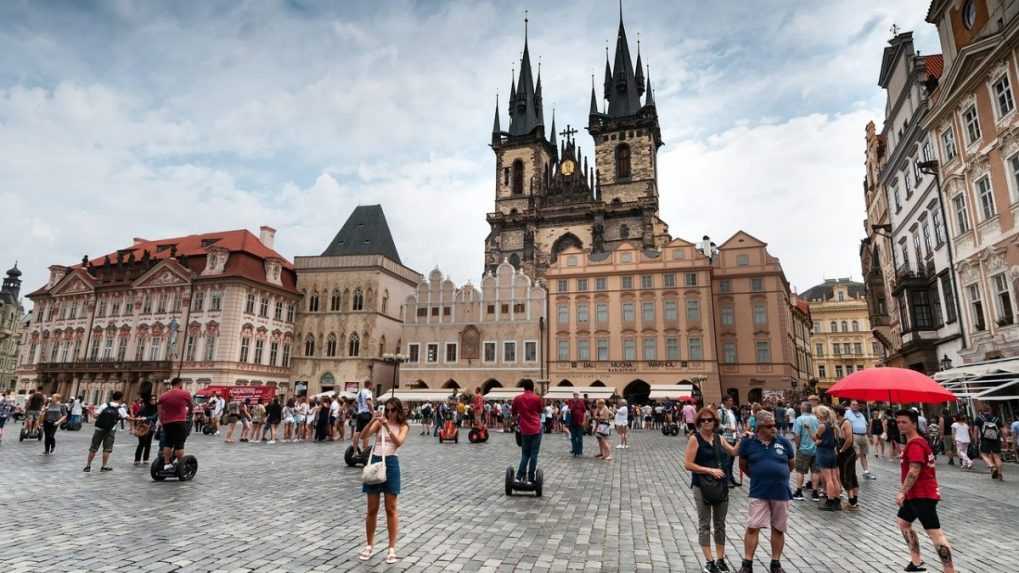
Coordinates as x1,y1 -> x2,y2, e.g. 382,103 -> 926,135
566,392 -> 587,457
472,387 -> 485,428
157,378 -> 193,470
511,379 -> 544,483
896,409 -> 954,573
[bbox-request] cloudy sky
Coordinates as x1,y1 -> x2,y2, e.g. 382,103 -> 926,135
1,0 -> 941,302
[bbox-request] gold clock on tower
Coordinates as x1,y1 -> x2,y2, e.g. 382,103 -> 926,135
560,159 -> 575,176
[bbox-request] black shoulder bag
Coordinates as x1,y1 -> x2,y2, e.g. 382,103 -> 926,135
699,434 -> 729,505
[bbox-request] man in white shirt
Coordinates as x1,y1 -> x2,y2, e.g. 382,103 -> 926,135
352,388 -> 373,452
329,398 -> 341,440
211,394 -> 225,435
70,396 -> 83,427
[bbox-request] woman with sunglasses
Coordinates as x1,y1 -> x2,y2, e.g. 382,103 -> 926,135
359,397 -> 409,565
684,407 -> 740,573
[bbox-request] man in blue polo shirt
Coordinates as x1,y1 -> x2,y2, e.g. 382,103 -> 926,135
738,411 -> 794,573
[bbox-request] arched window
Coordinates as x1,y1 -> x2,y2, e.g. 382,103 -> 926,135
615,144 -> 631,179
304,334 -> 315,357
309,291 -> 320,312
330,289 -> 341,312
841,320 -> 848,332
512,159 -> 524,195
852,320 -> 859,332
349,333 -> 360,357
509,253 -> 521,268
352,288 -> 364,311
326,333 -> 337,357
830,321 -> 838,332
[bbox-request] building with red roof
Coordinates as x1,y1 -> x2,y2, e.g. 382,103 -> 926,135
15,226 -> 301,402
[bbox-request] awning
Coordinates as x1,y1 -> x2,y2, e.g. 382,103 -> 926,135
933,357 -> 1019,381
313,390 -> 355,400
544,386 -> 615,399
485,389 -> 523,400
378,390 -> 455,403
647,384 -> 695,400
932,357 -> 1019,401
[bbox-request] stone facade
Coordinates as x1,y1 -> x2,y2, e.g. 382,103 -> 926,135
803,279 -> 883,390
0,264 -> 24,391
15,228 -> 299,403
399,261 -> 545,392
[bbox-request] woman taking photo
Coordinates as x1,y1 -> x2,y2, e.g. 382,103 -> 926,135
684,407 -> 739,573
593,399 -> 613,461
359,397 -> 409,565
813,405 -> 841,511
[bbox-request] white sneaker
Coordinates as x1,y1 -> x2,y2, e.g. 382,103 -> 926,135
615,444 -> 624,449
268,440 -> 276,444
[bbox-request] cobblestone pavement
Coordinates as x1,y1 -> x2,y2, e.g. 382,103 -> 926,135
1,422 -> 1017,573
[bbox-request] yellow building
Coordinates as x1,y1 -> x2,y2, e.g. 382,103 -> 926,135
802,278 -> 883,390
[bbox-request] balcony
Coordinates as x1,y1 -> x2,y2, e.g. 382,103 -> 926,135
36,360 -> 173,375
892,264 -> 931,294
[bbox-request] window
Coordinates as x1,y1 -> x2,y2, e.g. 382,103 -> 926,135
253,339 -> 264,364
483,342 -> 496,362
818,365 -> 827,378
968,284 -> 986,331
686,299 -> 700,322
577,279 -> 588,291
622,276 -> 633,289
963,0 -> 976,28
101,336 -> 113,361
755,341 -> 771,362
941,127 -> 957,162
829,321 -> 837,332
157,293 -> 167,314
596,303 -> 609,322
210,291 -> 222,312
993,273 -> 1014,324
963,104 -> 981,144
841,320 -> 848,332
274,301 -> 283,320
514,303 -> 525,313
623,338 -> 636,360
615,144 -> 631,178
330,290 -> 341,311
642,337 -> 657,360
111,300 -> 121,317
326,335 -> 337,357
741,303 -> 762,328
942,275 -> 958,323
503,341 -> 516,362
352,289 -> 364,311
304,335 -> 315,357
557,279 -> 568,292
930,284 -> 944,326
931,207 -> 945,246
182,336 -> 193,362
142,295 -> 152,315
685,273 -> 697,287
666,337 -> 680,360
642,302 -> 655,322
719,279 -> 731,293
259,296 -> 269,317
836,365 -> 844,378
622,302 -> 635,321
663,273 -> 676,288
512,160 -> 524,195
846,365 -> 855,375
577,303 -> 589,323
96,299 -> 106,318
815,343 -> 824,357
446,343 -> 458,363
525,341 -> 537,361
921,219 -> 933,257
903,168 -> 912,198
557,304 -> 569,324
854,342 -> 863,355
952,194 -> 969,234
286,302 -> 294,322
641,275 -> 653,289
852,320 -> 859,331
191,292 -> 205,312
688,337 -> 703,360
994,73 -> 1015,117
595,277 -> 607,291
269,341 -> 278,366
575,339 -> 589,361
722,341 -> 737,364
813,321 -> 821,332
664,300 -> 678,321
408,344 -> 420,363
750,278 -> 763,292
246,293 -> 256,314
892,182 -> 902,211
737,255 -> 749,266
976,176 -> 996,220
558,339 -> 570,361
149,337 -> 162,361
597,338 -> 610,360
280,342 -> 289,366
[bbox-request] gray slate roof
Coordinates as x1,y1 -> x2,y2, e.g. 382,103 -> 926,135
801,279 -> 866,302
321,205 -> 402,264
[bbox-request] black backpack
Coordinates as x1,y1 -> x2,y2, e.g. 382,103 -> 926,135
95,403 -> 120,430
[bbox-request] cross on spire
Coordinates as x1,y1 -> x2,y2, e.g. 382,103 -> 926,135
560,124 -> 579,141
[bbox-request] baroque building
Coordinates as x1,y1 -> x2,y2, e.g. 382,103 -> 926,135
802,279 -> 883,390
0,263 -> 24,391
485,13 -> 669,278
399,261 -> 546,392
16,228 -> 299,403
291,205 -> 420,396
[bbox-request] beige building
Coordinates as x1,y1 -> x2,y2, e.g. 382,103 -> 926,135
399,261 -> 546,392
1,264 -> 24,391
16,228 -> 300,403
803,279 -> 883,390
291,205 -> 420,396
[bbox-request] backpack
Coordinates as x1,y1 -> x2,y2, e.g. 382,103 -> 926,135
95,403 -> 120,431
981,416 -> 1001,441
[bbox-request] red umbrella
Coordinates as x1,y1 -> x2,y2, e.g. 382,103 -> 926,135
827,367 -> 957,404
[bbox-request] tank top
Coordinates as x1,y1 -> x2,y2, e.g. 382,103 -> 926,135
818,423 -> 835,450
374,421 -> 403,457
691,432 -> 722,488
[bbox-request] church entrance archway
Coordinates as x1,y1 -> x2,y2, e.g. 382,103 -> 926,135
591,380 -> 605,387
482,379 -> 502,394
623,379 -> 651,405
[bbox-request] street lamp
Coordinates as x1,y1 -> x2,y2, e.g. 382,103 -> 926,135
939,354 -> 952,371
382,352 -> 408,393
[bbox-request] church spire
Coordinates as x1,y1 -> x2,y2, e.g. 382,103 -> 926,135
508,11 -> 544,137
549,108 -> 558,159
602,46 -> 612,102
634,34 -> 645,96
644,66 -> 656,108
605,4 -> 643,118
589,74 -> 600,116
491,94 -> 502,145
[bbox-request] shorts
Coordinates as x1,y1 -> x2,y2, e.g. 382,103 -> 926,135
25,410 -> 40,421
853,434 -> 869,455
362,455 -> 401,496
897,499 -> 941,530
161,422 -> 188,450
226,414 -> 239,424
0,417 -> 6,428
355,412 -> 372,432
980,438 -> 1002,454
89,428 -> 116,453
794,450 -> 816,474
815,447 -> 837,469
747,499 -> 789,531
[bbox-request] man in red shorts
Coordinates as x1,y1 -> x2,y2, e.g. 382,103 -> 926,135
896,408 -> 954,573
157,378 -> 193,471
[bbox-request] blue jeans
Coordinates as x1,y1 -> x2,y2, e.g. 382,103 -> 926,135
570,422 -> 584,455
517,432 -> 541,481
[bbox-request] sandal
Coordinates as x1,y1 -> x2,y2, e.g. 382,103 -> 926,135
386,548 -> 398,564
358,545 -> 373,561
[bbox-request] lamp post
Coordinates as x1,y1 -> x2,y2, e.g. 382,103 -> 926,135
940,353 -> 972,417
382,352 -> 408,394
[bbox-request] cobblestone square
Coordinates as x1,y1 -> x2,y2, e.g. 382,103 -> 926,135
1,422 -> 1016,573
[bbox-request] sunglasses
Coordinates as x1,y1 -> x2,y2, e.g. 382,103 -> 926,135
698,418 -> 716,423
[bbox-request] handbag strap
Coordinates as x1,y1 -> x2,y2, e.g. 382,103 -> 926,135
373,421 -> 386,462
712,433 -> 723,470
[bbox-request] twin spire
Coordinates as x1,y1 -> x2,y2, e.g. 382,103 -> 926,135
506,11 -> 543,137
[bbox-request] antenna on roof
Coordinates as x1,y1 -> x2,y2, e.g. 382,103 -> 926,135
890,23 -> 900,37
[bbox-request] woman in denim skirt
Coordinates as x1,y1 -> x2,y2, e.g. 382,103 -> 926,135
358,397 -> 409,565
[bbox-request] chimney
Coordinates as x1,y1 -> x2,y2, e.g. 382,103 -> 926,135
259,226 -> 277,250
133,237 -> 147,246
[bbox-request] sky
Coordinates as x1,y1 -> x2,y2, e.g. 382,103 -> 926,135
0,0 -> 942,304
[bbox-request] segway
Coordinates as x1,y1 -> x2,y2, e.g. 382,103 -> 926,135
150,451 -> 198,481
438,418 -> 459,443
505,431 -> 542,496
344,444 -> 371,467
661,420 -> 680,436
19,424 -> 42,442
467,421 -> 489,443
202,424 -> 215,436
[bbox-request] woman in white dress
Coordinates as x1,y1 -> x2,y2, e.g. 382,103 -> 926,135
614,399 -> 630,449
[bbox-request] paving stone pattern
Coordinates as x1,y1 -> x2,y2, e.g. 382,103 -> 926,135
1,423 -> 1017,572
